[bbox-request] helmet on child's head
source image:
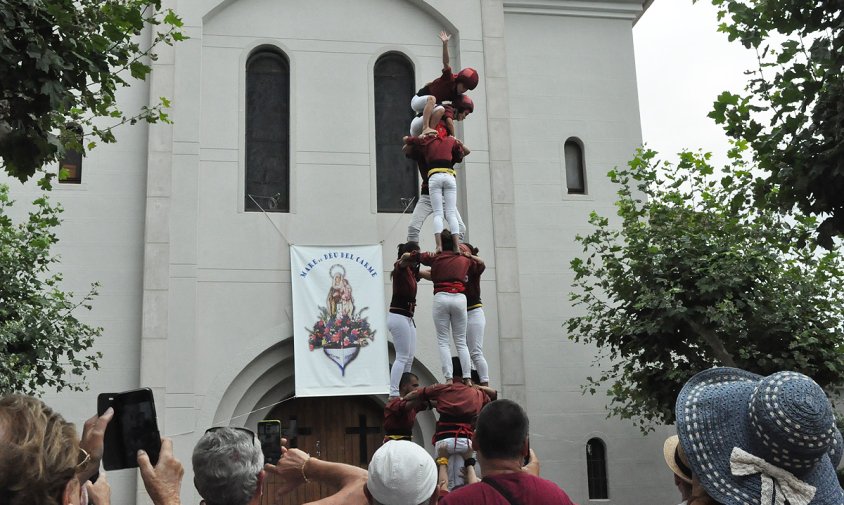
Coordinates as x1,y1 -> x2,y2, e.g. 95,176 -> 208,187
454,95 -> 474,114
456,68 -> 479,90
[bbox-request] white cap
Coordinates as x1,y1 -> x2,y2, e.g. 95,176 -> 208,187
366,441 -> 437,505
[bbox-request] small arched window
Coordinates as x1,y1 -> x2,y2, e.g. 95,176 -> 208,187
245,47 -> 290,212
59,123 -> 83,184
564,137 -> 586,194
374,52 -> 417,213
586,437 -> 609,499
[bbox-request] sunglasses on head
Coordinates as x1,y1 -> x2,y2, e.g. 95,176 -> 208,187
205,426 -> 256,439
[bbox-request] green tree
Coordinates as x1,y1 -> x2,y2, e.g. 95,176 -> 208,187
706,0 -> 844,248
0,185 -> 102,394
0,0 -> 184,183
567,145 -> 844,431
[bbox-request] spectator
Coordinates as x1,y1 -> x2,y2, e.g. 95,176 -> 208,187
0,393 -> 183,505
440,399 -> 575,504
0,394 -> 113,505
190,427 -> 265,505
674,368 -> 844,505
266,439 -> 439,505
662,435 -> 693,505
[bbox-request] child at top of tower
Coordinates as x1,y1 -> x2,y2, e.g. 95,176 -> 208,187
411,31 -> 479,136
410,93 -> 474,138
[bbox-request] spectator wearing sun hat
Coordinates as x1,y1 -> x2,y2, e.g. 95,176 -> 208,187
674,367 -> 844,505
663,435 -> 693,505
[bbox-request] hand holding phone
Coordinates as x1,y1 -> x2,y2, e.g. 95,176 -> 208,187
258,420 -> 283,465
98,388 -> 162,470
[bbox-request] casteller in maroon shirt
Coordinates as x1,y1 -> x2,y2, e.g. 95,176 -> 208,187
417,251 -> 480,294
404,134 -> 465,172
382,396 -> 427,439
439,472 -> 577,505
417,65 -> 460,103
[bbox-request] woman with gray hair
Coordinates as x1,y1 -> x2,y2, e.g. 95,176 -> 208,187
192,427 -> 266,505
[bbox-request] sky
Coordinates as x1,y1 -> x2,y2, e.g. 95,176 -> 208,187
633,0 -> 758,168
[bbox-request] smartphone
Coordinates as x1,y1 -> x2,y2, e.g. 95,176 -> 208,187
97,388 -> 161,470
524,437 -> 531,467
258,419 -> 283,465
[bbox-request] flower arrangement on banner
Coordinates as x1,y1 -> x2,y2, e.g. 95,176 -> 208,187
306,307 -> 375,351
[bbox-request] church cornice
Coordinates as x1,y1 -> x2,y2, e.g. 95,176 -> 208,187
503,0 -> 651,21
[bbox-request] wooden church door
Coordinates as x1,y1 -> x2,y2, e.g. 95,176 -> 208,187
260,396 -> 384,505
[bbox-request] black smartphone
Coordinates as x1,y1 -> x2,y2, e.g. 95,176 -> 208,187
97,388 -> 161,470
258,420 -> 283,465
524,438 -> 531,467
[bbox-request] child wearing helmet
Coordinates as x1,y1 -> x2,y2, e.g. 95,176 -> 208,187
411,31 -> 479,136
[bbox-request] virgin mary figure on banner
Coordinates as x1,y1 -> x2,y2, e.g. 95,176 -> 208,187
291,245 -> 389,397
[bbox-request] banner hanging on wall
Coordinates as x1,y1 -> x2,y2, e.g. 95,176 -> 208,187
291,245 -> 389,397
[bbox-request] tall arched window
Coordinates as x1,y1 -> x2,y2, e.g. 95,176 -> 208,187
586,438 -> 609,499
246,47 -> 290,212
374,52 -> 417,213
564,137 -> 586,194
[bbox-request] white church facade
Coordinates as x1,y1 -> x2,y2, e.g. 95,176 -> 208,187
8,0 -> 682,503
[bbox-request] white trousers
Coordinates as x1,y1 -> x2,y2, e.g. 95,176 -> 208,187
407,194 -> 465,243
410,95 -> 444,135
387,313 -> 416,397
432,292 -> 470,379
466,308 -> 489,383
435,438 -> 473,490
428,173 -> 458,236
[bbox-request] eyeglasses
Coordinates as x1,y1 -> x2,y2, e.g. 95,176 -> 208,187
75,447 -> 91,470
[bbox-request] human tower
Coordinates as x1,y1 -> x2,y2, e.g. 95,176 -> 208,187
383,30 -> 493,491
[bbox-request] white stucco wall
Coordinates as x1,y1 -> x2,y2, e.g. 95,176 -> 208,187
504,5 -> 676,504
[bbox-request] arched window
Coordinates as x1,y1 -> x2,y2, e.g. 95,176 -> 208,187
245,47 -> 290,212
564,137 -> 586,194
586,437 -> 609,499
374,52 -> 417,213
59,123 -> 83,184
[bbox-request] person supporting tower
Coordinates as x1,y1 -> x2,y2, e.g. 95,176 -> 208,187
403,133 -> 469,253
410,31 -> 479,136
460,242 -> 489,386
387,242 -> 430,398
405,95 -> 474,245
404,357 -> 497,490
382,372 -> 430,443
403,231 -> 482,381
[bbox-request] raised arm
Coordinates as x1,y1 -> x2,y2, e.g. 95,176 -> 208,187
265,448 -> 367,505
439,31 -> 451,68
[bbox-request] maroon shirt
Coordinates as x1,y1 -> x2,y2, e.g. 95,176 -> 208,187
405,135 -> 465,170
390,260 -> 419,318
417,65 -> 459,103
418,251 -> 479,294
464,260 -> 485,309
440,473 -> 576,505
417,382 -> 490,419
383,397 -> 426,436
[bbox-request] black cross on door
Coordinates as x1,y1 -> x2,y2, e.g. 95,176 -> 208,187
345,414 -> 382,465
283,416 -> 312,449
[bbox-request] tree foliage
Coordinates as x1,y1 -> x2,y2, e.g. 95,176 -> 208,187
0,0 -> 184,183
567,145 -> 844,431
0,185 -> 102,394
705,0 -> 844,248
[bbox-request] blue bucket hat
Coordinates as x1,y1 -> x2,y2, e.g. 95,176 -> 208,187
675,367 -> 844,505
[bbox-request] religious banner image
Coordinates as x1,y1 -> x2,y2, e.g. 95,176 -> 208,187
291,245 -> 389,397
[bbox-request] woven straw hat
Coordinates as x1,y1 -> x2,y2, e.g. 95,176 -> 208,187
675,367 -> 844,505
664,435 -> 693,484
